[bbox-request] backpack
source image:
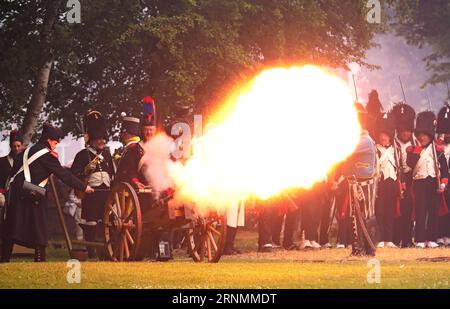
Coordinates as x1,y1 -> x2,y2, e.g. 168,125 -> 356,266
342,132 -> 378,179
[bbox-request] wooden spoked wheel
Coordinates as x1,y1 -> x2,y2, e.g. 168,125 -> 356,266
187,212 -> 226,263
103,182 -> 142,261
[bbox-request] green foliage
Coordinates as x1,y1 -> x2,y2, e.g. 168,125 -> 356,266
0,0 -> 381,138
390,0 -> 450,86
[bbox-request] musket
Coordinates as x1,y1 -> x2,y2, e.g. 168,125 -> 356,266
447,82 -> 450,104
393,138 -> 405,199
399,76 -> 407,104
426,90 -> 433,112
352,74 -> 359,102
447,82 -> 450,98
426,93 -> 442,191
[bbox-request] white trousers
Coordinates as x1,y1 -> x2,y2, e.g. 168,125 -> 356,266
226,200 -> 245,228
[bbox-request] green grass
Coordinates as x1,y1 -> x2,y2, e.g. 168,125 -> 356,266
1,231 -> 450,288
1,259 -> 449,289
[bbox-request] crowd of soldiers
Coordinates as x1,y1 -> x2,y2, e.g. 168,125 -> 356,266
254,90 -> 450,253
1,91 -> 450,262
0,97 -> 164,262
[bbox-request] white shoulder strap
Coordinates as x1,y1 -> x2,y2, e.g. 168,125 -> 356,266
377,146 -> 396,168
412,144 -> 433,177
7,155 -> 13,167
9,147 -> 49,185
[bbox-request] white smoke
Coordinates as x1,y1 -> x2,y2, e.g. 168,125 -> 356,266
141,133 -> 176,193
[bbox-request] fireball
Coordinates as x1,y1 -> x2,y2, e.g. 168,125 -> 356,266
168,65 -> 361,210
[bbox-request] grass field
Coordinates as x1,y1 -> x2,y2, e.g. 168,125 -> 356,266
1,231 -> 450,289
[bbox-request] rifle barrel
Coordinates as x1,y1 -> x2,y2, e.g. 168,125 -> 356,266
431,141 -> 441,191
399,76 -> 407,104
352,74 -> 359,103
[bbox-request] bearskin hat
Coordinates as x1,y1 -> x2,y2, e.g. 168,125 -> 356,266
374,112 -> 395,141
437,104 -> 450,134
391,102 -> 415,133
415,111 -> 436,138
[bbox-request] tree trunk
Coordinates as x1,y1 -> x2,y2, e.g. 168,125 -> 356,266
21,0 -> 62,145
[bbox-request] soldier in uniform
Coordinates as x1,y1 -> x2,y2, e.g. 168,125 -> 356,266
1,124 -> 94,262
436,104 -> 450,246
374,112 -> 399,248
223,200 -> 245,254
391,103 -> 416,248
141,96 -> 157,143
0,130 -> 25,252
299,183 -> 325,250
406,111 -> 449,248
116,96 -> 156,187
114,114 -> 144,187
334,102 -> 373,248
71,111 -> 114,258
0,130 -> 24,208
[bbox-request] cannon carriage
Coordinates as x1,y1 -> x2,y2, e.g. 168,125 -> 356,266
103,182 -> 227,262
50,176 -> 227,263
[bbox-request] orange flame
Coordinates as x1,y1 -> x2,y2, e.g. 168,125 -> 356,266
168,65 -> 361,210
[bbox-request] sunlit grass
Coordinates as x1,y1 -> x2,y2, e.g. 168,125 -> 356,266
1,231 -> 449,288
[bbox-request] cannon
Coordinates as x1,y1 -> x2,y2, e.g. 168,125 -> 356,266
50,176 -> 227,263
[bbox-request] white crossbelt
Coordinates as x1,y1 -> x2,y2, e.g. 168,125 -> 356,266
7,155 -> 13,167
412,144 -> 434,179
9,147 -> 49,187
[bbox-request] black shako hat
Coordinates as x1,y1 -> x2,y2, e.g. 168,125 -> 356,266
9,129 -> 23,144
41,123 -> 64,141
85,110 -> 108,142
121,114 -> 140,136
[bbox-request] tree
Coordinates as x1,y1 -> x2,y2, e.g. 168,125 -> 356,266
0,0 -> 382,140
389,0 -> 450,86
20,0 -> 63,145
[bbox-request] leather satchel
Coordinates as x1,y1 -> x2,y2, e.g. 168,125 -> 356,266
17,147 -> 50,203
22,180 -> 46,202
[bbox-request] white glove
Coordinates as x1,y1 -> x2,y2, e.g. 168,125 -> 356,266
0,193 -> 5,207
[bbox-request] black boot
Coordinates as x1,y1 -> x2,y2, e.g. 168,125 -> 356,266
1,239 -> 14,263
223,226 -> 240,255
34,246 -> 46,262
83,225 -> 97,259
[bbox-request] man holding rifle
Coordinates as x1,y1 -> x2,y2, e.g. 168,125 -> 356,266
391,103 -> 416,248
406,111 -> 448,248
373,112 -> 398,248
436,104 -> 450,247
